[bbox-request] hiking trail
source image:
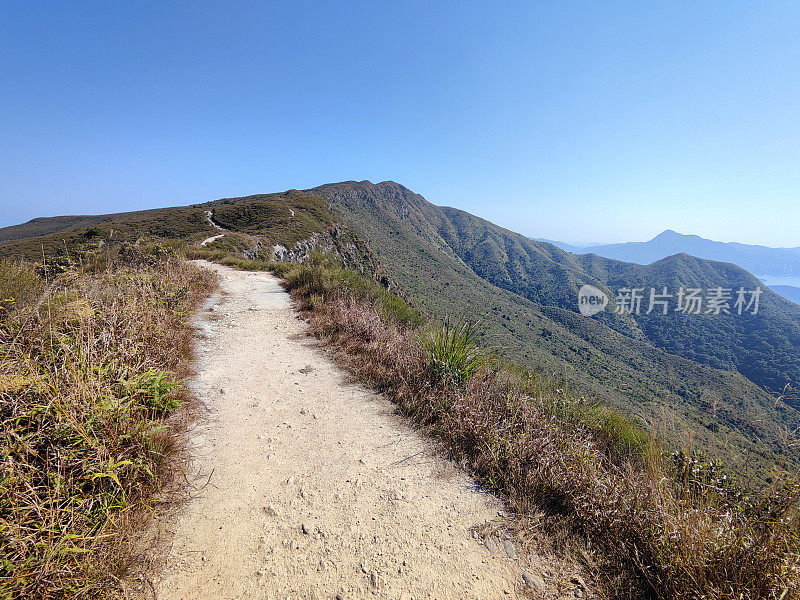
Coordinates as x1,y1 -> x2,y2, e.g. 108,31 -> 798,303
155,261 -> 574,600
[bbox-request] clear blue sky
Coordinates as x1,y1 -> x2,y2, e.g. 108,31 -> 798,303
2,1 -> 799,246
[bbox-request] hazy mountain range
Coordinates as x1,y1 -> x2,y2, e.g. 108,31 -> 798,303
537,230 -> 800,303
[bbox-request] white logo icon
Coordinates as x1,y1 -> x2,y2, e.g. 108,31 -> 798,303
578,285 -> 608,316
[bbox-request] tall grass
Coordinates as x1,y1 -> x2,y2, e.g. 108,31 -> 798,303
421,319 -> 487,384
0,248 -> 215,599
269,258 -> 800,600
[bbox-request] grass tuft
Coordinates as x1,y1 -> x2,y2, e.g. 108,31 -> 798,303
421,318 -> 487,384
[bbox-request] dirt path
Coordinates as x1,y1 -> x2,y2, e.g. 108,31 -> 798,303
201,211 -> 225,246
199,234 -> 225,247
155,262 -> 564,600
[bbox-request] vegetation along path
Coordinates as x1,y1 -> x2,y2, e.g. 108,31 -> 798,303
155,261 -> 566,600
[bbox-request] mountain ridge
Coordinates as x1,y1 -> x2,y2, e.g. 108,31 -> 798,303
2,180 -> 799,479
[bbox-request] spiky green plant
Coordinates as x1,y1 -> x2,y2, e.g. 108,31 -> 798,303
421,318 -> 487,384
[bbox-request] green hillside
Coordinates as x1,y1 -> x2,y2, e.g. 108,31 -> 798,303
0,191 -> 338,261
385,199 -> 800,396
0,206 -> 214,259
311,180 -> 800,480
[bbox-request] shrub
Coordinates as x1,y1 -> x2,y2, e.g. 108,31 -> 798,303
0,259 -> 43,313
122,369 -> 182,412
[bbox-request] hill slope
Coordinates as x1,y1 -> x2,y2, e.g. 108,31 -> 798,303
311,180 -> 800,478
0,191 -> 341,261
422,207 -> 800,395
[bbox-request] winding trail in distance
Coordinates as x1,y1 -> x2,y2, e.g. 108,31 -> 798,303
155,261 -> 575,600
200,211 -> 225,246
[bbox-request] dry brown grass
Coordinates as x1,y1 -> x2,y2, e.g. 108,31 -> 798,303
275,260 -> 800,600
0,247 -> 216,599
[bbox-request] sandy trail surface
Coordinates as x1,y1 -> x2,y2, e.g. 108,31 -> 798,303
156,261 -> 555,600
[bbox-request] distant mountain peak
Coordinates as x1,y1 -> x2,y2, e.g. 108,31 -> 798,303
651,229 -> 707,243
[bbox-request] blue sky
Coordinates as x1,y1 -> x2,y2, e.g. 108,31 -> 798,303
2,1 -> 799,246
